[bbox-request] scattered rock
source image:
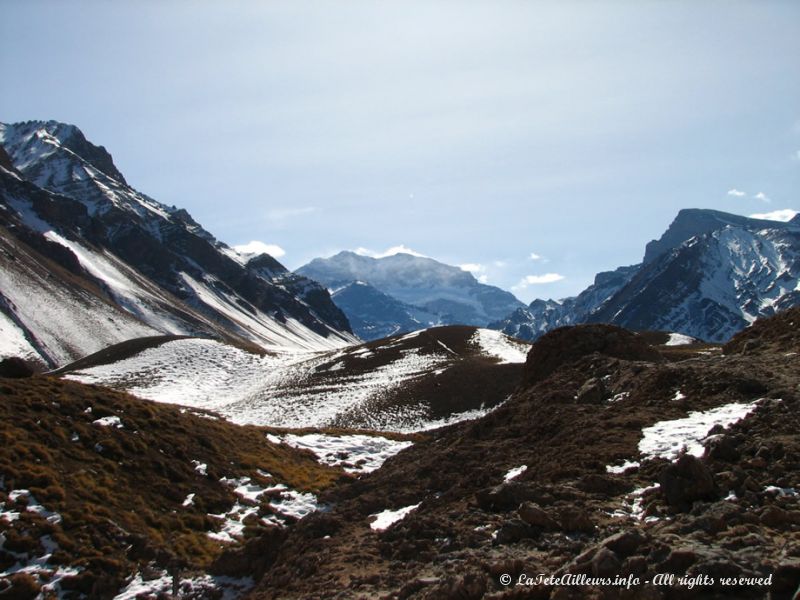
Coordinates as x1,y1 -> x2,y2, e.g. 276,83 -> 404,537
771,561 -> 800,595
494,519 -> 536,545
518,502 -> 558,530
556,506 -> 594,533
705,435 -> 740,462
760,506 -> 795,528
576,377 -> 606,404
425,572 -> 486,600
661,547 -> 699,573
591,547 -> 621,577
600,529 -> 646,558
476,482 -> 540,512
659,454 -> 717,510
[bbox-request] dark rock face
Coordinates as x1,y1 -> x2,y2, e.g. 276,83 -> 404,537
330,281 -> 438,340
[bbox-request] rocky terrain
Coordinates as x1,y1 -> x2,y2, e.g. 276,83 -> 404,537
0,374 -> 353,599
1,297 -> 797,600
240,308 -> 800,599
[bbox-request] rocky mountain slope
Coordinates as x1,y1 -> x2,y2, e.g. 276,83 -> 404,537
0,374 -> 352,599
492,209 -> 800,343
243,308 -> 800,599
61,326 -> 531,432
0,121 -> 354,368
297,251 -> 525,340
330,281 -> 441,340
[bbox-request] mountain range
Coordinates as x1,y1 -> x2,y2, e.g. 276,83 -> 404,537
2,119 -> 798,365
0,120 -> 355,368
491,208 -> 800,343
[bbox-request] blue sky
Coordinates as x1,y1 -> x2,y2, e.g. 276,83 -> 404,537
2,1 -> 798,302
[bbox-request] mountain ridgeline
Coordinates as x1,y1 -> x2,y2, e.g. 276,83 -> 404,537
491,209 -> 800,343
0,120 -> 355,368
297,251 -> 525,340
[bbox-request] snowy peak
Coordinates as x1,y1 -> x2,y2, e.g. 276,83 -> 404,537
0,120 -> 355,366
302,250 -> 476,289
493,209 -> 800,343
643,207 -> 799,264
297,250 -> 525,339
0,120 -> 127,185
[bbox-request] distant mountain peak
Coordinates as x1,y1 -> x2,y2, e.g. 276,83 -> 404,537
298,250 -> 525,339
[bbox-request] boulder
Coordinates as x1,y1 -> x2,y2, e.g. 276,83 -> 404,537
556,506 -> 595,533
591,547 -> 621,578
576,378 -> 606,404
518,502 -> 558,530
659,455 -> 716,510
600,530 -> 646,558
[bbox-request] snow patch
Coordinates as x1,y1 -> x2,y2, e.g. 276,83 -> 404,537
92,415 -> 123,428
370,503 -> 421,531
606,460 -> 640,474
504,465 -> 528,482
274,433 -> 413,474
665,333 -> 696,346
639,401 -> 760,461
208,476 -> 320,542
470,329 -> 528,364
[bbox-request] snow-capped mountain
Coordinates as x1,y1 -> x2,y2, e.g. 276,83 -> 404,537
492,209 -> 800,343
297,251 -> 525,339
0,120 -> 355,366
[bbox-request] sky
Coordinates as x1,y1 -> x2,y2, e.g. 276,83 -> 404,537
1,1 -> 799,302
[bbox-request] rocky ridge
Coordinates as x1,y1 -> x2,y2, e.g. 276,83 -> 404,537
492,209 -> 800,344
0,120 -> 354,368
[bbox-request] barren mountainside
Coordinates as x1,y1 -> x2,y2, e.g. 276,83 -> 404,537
0,120 -> 355,368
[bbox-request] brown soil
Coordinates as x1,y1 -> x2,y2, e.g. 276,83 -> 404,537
246,310 -> 800,600
0,377 -> 344,597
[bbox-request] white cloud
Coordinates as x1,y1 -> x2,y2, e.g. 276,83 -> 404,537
529,252 -> 542,260
493,260 -> 507,268
753,192 -> 771,203
460,263 -> 489,283
354,245 -> 427,258
234,240 -> 286,258
459,263 -> 485,273
513,273 -> 565,290
727,188 -> 746,197
749,208 -> 798,222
